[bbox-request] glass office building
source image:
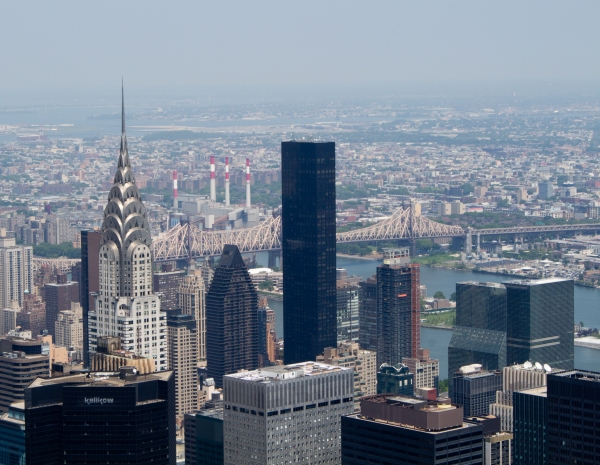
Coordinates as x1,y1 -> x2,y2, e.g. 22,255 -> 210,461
513,386 -> 547,465
282,141 -> 337,364
546,370 -> 600,465
24,369 -> 175,465
504,278 -> 574,369
448,282 -> 507,395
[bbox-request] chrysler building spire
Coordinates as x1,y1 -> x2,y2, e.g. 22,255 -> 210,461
89,84 -> 167,371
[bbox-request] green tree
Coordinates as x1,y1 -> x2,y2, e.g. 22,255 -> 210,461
438,379 -> 449,393
450,292 -> 456,302
258,280 -> 275,291
433,291 -> 446,299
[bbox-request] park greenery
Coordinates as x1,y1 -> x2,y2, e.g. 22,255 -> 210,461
421,309 -> 456,327
33,242 -> 81,259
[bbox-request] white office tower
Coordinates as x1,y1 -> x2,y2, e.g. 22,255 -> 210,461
223,362 -> 354,465
177,267 -> 207,360
88,86 -> 168,371
0,230 -> 33,308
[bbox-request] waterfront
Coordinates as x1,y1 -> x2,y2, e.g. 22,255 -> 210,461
267,256 -> 600,378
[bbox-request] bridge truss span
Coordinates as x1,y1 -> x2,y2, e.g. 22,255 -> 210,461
473,223 -> 600,236
152,206 -> 465,260
336,207 -> 464,243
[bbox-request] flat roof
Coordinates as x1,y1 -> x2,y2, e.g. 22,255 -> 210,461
457,281 -> 505,288
503,277 -> 572,286
552,370 -> 600,383
518,386 -> 547,397
226,362 -> 350,383
28,370 -> 172,389
346,413 -> 478,434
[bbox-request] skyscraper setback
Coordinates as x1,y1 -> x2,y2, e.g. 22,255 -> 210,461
87,86 -> 168,371
282,141 -> 337,364
206,244 -> 258,387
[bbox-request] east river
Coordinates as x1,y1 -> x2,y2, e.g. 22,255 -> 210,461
265,255 -> 600,379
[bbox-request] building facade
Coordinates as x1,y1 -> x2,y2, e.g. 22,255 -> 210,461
504,278 -> 574,370
24,369 -> 175,465
282,141 -> 337,364
403,348 -> 439,393
377,248 -> 420,367
321,342 -> 377,405
16,292 -> 46,339
377,363 -> 414,396
206,245 -> 258,387
0,401 -> 26,465
513,386 -> 547,465
489,363 -> 549,433
80,229 -> 101,367
54,302 -> 83,350
154,266 -> 186,311
88,91 -> 168,371
448,282 -> 507,396
43,275 -> 79,341
358,276 -> 377,351
0,232 -> 32,309
185,401 -> 224,465
223,362 -> 353,465
452,365 -> 503,417
546,370 -> 600,465
0,337 -> 49,413
167,313 -> 198,417
178,267 -> 206,360
336,280 -> 359,343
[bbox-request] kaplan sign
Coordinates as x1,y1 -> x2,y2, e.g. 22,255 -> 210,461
84,397 -> 114,405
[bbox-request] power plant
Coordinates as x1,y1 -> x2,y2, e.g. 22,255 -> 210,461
169,156 -> 258,232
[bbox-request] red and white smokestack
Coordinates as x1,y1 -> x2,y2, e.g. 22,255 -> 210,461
246,158 -> 251,208
173,170 -> 178,210
225,157 -> 230,207
210,156 -> 216,201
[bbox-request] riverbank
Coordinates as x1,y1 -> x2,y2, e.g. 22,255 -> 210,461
575,337 -> 600,350
420,324 -> 453,331
335,253 -> 381,261
257,291 -> 283,301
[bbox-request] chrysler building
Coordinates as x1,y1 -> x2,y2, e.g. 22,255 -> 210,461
88,85 -> 168,370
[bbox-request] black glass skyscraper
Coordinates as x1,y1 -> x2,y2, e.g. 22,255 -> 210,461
282,141 -> 336,364
448,282 -> 507,394
206,244 -> 258,387
514,386 -> 548,465
24,369 -> 175,465
504,278 -> 574,369
80,229 -> 101,367
546,370 -> 600,465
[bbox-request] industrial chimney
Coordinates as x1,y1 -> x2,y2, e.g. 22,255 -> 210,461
246,158 -> 251,208
225,157 -> 230,207
210,156 -> 216,201
173,170 -> 178,210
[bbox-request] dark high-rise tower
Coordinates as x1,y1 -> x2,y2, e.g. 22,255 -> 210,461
447,281 -> 507,396
546,370 -> 600,465
80,229 -> 101,367
206,245 -> 258,387
504,278 -> 574,369
376,248 -> 420,368
282,141 -> 336,364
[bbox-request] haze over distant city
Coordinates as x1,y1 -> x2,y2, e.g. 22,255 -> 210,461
2,1 -> 600,104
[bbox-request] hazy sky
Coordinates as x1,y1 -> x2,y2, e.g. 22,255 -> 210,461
2,1 -> 600,97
